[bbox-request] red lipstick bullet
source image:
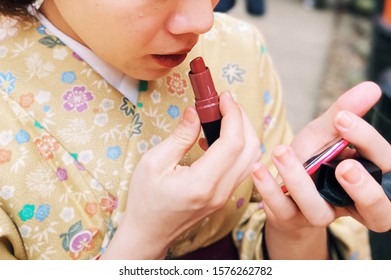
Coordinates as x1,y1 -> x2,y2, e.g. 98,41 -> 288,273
189,57 -> 222,146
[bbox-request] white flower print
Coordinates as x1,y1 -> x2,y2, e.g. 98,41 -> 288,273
0,17 -> 19,41
11,38 -> 34,57
0,130 -> 13,146
100,99 -> 114,111
35,90 -> 52,104
137,140 -> 149,154
25,163 -> 57,198
19,225 -> 32,238
60,207 -> 75,222
94,113 -> 108,127
0,185 -> 15,200
58,118 -> 94,145
221,63 -> 246,85
204,28 -> 217,41
0,46 -> 8,58
245,229 -> 257,241
26,52 -> 56,80
90,179 -> 103,191
62,153 -> 74,165
78,150 -> 94,164
52,48 -> 68,60
151,90 -> 161,104
0,226 -> 3,235
236,21 -> 252,32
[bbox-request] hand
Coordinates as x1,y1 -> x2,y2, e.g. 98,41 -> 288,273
251,82 -> 391,259
103,92 -> 261,259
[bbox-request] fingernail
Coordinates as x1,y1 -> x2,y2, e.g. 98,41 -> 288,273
341,163 -> 362,184
222,91 -> 233,100
274,146 -> 290,165
252,163 -> 266,181
182,107 -> 197,125
336,111 -> 353,129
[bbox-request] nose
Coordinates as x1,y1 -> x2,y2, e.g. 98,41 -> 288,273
166,0 -> 216,35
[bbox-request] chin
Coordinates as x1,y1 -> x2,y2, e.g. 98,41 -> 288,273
131,68 -> 173,81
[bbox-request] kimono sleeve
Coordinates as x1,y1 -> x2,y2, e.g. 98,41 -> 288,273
0,207 -> 27,260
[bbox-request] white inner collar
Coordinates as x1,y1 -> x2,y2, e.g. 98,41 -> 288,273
34,11 -> 139,105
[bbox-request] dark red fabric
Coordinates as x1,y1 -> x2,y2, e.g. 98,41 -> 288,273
176,233 -> 239,260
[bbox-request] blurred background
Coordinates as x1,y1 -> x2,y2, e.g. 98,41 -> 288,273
217,0 -> 391,260
219,0 -> 382,133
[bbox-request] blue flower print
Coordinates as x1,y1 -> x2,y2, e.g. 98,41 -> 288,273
263,90 -> 272,104
167,105 -> 180,119
106,146 -> 121,160
15,129 -> 30,144
43,105 -> 51,112
35,204 -> 51,222
260,143 -> 266,154
0,71 -> 16,95
61,71 -> 77,84
236,231 -> 244,242
36,25 -> 47,35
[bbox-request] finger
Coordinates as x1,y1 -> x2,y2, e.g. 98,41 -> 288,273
190,92 -> 246,181
222,105 -> 262,186
211,106 -> 262,203
336,159 -> 391,232
272,145 -> 335,226
334,110 -> 391,172
252,163 -> 299,221
143,106 -> 201,172
291,82 -> 381,162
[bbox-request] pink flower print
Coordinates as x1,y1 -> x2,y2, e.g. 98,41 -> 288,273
63,86 -> 94,113
166,72 -> 187,96
0,149 -> 12,164
69,228 -> 99,260
34,134 -> 59,160
99,193 -> 117,215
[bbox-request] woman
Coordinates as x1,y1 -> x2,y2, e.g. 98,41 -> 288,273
0,0 -> 390,260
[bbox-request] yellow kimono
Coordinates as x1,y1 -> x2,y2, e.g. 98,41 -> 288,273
0,13 -> 368,260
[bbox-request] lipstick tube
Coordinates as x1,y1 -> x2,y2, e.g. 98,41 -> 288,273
189,57 -> 222,146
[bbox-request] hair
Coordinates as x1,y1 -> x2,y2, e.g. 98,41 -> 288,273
0,0 -> 35,17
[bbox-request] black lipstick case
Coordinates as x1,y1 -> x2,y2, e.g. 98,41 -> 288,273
315,158 -> 383,207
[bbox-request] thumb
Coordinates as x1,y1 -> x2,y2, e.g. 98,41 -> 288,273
144,106 -> 201,172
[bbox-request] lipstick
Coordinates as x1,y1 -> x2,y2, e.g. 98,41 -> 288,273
189,57 -> 222,146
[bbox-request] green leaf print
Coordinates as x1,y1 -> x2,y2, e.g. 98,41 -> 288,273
68,221 -> 83,239
39,36 -> 65,48
60,233 -> 70,252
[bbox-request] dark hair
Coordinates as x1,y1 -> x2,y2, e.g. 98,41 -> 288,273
0,0 -> 35,17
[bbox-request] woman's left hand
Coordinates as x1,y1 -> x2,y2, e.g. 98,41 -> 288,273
252,82 -> 391,259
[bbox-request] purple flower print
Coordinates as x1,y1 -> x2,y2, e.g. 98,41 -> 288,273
56,167 -> 68,182
63,86 -> 94,113
236,197 -> 244,209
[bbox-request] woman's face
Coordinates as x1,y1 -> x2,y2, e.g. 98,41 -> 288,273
41,0 -> 218,80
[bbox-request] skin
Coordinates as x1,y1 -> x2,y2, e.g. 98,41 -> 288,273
38,1 -> 391,259
41,0 -> 218,80
252,82 -> 391,259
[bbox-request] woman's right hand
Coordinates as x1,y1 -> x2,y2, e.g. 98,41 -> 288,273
101,92 -> 262,259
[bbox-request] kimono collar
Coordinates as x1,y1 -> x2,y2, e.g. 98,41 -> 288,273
34,11 -> 140,105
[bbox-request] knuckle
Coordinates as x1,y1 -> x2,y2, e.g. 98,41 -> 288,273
277,206 -> 297,222
228,136 -> 245,154
139,151 -> 159,171
170,126 -> 194,147
309,209 -> 334,227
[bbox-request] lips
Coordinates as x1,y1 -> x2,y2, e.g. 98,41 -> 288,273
152,53 -> 188,68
